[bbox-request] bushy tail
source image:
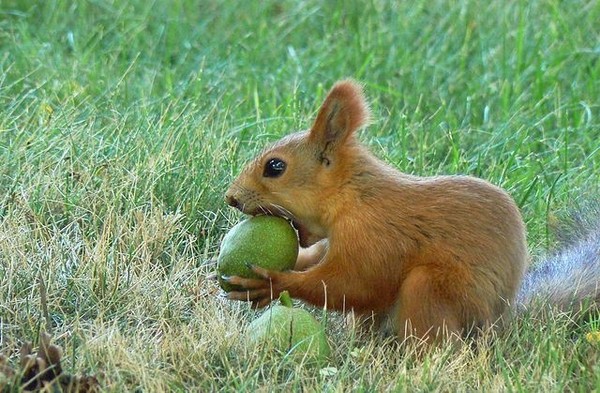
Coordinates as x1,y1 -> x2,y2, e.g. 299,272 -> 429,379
517,205 -> 600,312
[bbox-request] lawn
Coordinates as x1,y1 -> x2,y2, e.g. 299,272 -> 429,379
1,0 -> 599,391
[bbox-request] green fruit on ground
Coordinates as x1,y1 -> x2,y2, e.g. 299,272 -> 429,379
247,291 -> 331,363
217,215 -> 298,292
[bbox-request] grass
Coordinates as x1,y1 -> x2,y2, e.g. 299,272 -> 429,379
1,0 -> 599,391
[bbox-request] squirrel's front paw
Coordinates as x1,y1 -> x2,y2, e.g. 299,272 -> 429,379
224,265 -> 284,308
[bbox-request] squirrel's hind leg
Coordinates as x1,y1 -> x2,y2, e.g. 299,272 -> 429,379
392,265 -> 464,343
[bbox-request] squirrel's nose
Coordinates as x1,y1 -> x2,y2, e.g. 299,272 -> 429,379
225,194 -> 240,209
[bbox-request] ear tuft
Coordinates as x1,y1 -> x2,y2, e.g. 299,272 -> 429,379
309,79 -> 371,149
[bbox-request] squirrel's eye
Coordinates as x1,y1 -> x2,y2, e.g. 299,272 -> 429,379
263,158 -> 286,178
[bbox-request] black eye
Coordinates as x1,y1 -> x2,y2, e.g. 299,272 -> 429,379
263,158 -> 286,178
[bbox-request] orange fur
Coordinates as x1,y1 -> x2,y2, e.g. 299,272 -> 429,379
224,80 -> 528,341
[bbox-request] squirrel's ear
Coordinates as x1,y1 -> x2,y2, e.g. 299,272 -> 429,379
309,79 -> 371,157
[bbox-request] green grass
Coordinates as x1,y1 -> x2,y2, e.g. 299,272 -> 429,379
1,0 -> 599,391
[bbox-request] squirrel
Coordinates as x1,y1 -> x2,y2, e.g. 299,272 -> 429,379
223,79 -> 600,342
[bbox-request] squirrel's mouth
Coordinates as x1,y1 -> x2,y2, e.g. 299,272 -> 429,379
290,219 -> 316,248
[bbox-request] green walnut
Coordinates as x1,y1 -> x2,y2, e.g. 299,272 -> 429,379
217,216 -> 298,292
247,291 -> 331,363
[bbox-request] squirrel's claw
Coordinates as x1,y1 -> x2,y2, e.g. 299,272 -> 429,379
224,274 -> 269,289
227,286 -> 276,308
247,264 -> 272,279
224,267 -> 284,308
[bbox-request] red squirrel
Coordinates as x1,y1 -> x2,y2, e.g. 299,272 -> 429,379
223,80 -> 600,341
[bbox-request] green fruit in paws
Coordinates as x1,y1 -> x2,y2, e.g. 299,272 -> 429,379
217,215 -> 298,292
247,291 -> 331,362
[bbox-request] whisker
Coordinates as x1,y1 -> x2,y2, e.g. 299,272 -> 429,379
270,204 -> 297,221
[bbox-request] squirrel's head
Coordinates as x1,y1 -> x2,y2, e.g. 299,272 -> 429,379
225,79 -> 371,247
